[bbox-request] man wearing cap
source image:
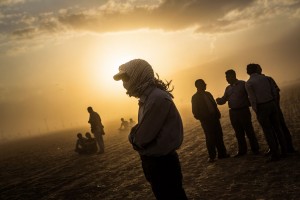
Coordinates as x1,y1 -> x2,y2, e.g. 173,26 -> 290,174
191,79 -> 229,162
113,59 -> 187,200
245,63 -> 287,162
216,69 -> 259,157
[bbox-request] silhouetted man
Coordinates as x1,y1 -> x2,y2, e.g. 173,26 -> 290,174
87,106 -> 105,154
216,69 -> 259,157
113,59 -> 187,200
192,79 -> 229,162
245,63 -> 287,162
256,65 -> 296,153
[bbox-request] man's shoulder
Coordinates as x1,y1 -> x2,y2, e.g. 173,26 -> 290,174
237,80 -> 246,84
205,91 -> 213,97
192,92 -> 198,98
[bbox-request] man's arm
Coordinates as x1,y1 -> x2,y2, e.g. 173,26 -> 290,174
245,82 -> 257,112
192,95 -> 200,120
216,88 -> 228,105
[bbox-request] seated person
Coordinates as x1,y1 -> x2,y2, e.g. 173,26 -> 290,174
129,118 -> 136,128
75,133 -> 88,154
85,132 -> 98,154
119,118 -> 129,130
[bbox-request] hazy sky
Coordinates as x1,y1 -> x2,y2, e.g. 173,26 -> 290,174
1,0 -> 300,138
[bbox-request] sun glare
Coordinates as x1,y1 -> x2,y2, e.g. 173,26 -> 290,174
89,51 -> 137,96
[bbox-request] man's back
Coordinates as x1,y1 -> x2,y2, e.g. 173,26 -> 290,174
192,91 -> 220,121
246,73 -> 275,105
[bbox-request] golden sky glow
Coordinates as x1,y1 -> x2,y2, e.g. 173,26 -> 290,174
0,0 -> 300,139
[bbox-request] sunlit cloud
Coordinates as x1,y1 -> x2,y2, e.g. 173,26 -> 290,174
0,0 -> 300,56
0,0 -> 26,6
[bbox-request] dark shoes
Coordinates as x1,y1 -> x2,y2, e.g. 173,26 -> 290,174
287,148 -> 297,154
266,155 -> 280,162
97,150 -> 104,154
218,154 -> 230,159
207,158 -> 215,163
233,152 -> 246,158
264,149 -> 271,157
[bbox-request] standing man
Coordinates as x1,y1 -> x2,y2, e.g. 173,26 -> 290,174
87,106 -> 105,154
192,79 -> 229,162
113,59 -> 187,200
216,69 -> 259,157
245,63 -> 287,162
256,65 -> 296,153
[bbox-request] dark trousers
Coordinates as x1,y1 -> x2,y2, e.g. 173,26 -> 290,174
140,152 -> 188,200
277,106 -> 295,152
229,107 -> 259,154
256,101 -> 287,158
201,118 -> 228,159
93,131 -> 104,153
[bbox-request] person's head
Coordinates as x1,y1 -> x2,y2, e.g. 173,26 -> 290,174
256,64 -> 262,74
113,59 -> 155,97
195,79 -> 206,91
225,69 -> 237,85
87,106 -> 93,113
77,133 -> 83,139
113,59 -> 174,98
85,132 -> 92,139
246,63 -> 259,75
130,118 -> 133,122
121,118 -> 124,122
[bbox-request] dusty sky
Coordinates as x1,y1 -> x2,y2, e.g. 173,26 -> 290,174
1,0 -> 300,139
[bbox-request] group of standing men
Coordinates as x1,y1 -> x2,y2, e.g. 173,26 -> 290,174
192,63 -> 295,163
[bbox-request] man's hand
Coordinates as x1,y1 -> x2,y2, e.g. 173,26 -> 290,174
216,97 -> 222,105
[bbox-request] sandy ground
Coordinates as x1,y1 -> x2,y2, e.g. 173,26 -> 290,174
0,84 -> 299,200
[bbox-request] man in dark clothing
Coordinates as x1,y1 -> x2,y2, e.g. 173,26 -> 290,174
216,69 -> 259,157
87,106 -> 105,154
256,65 -> 296,153
192,79 -> 229,162
113,59 -> 187,200
246,63 -> 287,162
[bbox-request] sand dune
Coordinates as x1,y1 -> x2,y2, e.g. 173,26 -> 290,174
0,84 -> 299,200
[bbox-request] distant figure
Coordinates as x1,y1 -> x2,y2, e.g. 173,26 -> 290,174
129,118 -> 136,128
87,106 -> 105,154
245,63 -> 287,162
75,133 -> 88,154
113,59 -> 188,200
192,79 -> 229,162
85,132 -> 98,154
256,65 -> 296,153
216,69 -> 259,157
119,118 -> 129,130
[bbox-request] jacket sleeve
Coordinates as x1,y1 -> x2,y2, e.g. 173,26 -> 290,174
216,88 -> 228,105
